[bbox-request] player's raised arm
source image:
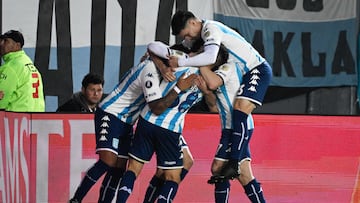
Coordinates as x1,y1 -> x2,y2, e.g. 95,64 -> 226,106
148,51 -> 176,82
148,73 -> 197,115
169,44 -> 219,68
194,74 -> 218,113
199,65 -> 223,91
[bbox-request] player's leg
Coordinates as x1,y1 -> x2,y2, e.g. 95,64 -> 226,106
116,158 -> 145,203
69,109 -> 126,202
116,117 -> 154,203
69,150 -> 117,203
237,129 -> 266,203
98,127 -> 134,202
157,168 -> 182,203
211,159 -> 231,203
238,160 -> 265,203
180,135 -> 194,180
143,137 -> 193,203
222,63 -> 272,179
208,129 -> 231,203
143,169 -> 165,203
98,157 -> 127,203
155,128 -> 183,203
221,95 -> 254,179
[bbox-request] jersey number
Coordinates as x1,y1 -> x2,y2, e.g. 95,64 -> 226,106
32,73 -> 40,98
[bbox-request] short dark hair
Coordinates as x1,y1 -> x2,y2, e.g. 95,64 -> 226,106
82,73 -> 104,88
0,30 -> 24,47
171,10 -> 195,35
170,38 -> 205,55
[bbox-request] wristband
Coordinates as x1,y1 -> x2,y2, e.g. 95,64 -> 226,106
173,85 -> 181,94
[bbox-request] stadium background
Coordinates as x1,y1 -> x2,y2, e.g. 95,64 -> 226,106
0,0 -> 359,115
1,0 -> 360,202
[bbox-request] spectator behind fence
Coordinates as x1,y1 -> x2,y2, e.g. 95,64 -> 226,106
57,73 -> 104,113
0,30 -> 45,112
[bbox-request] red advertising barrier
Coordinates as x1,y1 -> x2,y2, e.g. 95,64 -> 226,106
0,111 -> 360,203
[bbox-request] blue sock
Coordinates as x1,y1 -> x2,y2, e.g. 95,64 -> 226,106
116,170 -> 136,203
231,110 -> 248,160
157,180 -> 178,203
143,169 -> 187,203
72,160 -> 109,201
243,179 -> 266,203
98,167 -> 125,203
180,168 -> 189,181
215,180 -> 230,203
143,175 -> 164,203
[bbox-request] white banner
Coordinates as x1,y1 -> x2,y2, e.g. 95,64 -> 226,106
214,0 -> 359,87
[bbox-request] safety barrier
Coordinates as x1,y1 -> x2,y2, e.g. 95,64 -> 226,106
0,111 -> 359,202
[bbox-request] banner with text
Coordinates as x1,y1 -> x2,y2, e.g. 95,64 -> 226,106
214,0 -> 358,87
1,0 -> 359,111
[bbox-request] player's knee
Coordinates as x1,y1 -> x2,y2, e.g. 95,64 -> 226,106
211,160 -> 225,175
115,157 -> 128,168
155,168 -> 165,177
98,151 -> 118,167
182,148 -> 194,170
163,170 -> 181,183
234,99 -> 255,114
238,161 -> 254,185
127,158 -> 144,177
183,156 -> 194,170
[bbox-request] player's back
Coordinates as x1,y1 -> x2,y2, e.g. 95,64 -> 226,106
99,59 -> 156,124
202,20 -> 265,72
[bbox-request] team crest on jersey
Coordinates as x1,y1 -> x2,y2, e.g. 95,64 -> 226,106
112,138 -> 119,149
171,50 -> 188,58
219,64 -> 229,71
145,80 -> 153,88
204,30 -> 211,38
146,73 -> 154,78
0,73 -> 7,80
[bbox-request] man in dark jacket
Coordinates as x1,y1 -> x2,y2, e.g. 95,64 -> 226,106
57,73 -> 104,113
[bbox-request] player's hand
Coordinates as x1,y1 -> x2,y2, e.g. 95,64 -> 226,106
149,51 -> 176,82
194,75 -> 212,95
160,66 -> 176,82
168,55 -> 179,68
176,73 -> 197,91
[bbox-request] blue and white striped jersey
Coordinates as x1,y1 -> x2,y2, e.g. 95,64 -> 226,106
140,66 -> 202,133
215,63 -> 254,130
202,20 -> 265,74
99,59 -> 161,125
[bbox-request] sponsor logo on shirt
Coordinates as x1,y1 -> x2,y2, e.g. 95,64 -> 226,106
145,80 -> 153,88
0,73 -> 7,80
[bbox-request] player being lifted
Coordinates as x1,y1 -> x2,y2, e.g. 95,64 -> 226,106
169,10 -> 272,203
